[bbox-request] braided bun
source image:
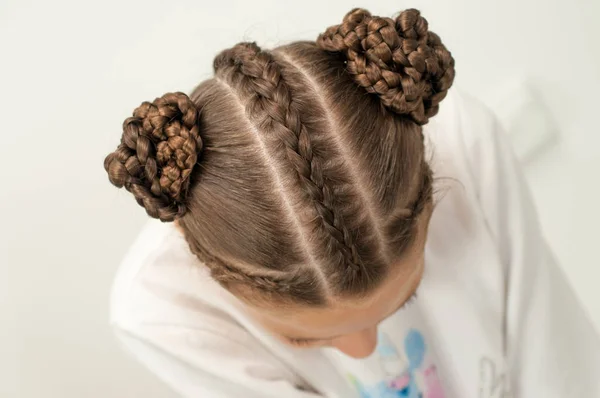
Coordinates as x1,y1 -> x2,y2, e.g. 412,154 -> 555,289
104,92 -> 203,222
317,8 -> 455,125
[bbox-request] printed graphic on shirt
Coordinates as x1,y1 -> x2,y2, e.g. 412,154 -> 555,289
479,357 -> 511,398
347,329 -> 444,398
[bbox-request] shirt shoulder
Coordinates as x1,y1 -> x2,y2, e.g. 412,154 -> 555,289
109,220 -> 240,335
425,88 -> 499,163
109,223 -> 326,397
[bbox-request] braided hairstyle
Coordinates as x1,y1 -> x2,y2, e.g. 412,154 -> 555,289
317,8 -> 455,125
104,93 -> 203,222
104,8 -> 455,306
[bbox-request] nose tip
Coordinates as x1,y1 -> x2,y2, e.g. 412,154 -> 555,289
332,328 -> 378,359
345,341 -> 378,359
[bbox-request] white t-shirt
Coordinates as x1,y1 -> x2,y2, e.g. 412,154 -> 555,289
110,90 -> 600,398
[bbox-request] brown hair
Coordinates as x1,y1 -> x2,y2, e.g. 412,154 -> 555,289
104,8 -> 455,306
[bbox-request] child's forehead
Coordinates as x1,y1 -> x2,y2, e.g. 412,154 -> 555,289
245,251 -> 424,341
238,208 -> 432,341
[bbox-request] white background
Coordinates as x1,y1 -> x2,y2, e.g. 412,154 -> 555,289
1,1 -> 599,397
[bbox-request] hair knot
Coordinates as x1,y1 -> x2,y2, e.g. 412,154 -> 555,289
104,92 -> 203,221
317,8 -> 455,125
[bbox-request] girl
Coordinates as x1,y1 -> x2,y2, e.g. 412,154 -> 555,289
104,7 -> 600,398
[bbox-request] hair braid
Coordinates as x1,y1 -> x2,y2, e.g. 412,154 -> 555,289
179,225 -> 322,302
214,42 -> 363,273
104,92 -> 203,221
204,253 -> 295,294
317,8 -> 455,125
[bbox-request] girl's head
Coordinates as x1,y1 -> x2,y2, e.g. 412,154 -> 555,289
105,7 -> 454,357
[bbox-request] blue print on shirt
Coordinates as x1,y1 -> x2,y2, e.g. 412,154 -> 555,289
347,329 -> 444,398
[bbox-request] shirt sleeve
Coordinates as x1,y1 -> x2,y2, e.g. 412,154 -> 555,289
113,324 -> 324,398
458,92 -> 600,397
